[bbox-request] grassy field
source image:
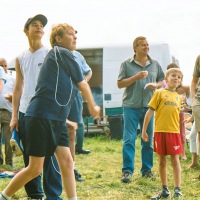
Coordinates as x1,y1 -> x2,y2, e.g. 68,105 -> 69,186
0,134 -> 200,199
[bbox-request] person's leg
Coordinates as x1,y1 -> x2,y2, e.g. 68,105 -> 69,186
122,108 -> 139,175
43,155 -> 62,200
1,156 -> 44,199
55,146 -> 76,199
171,154 -> 181,187
18,112 -> 44,199
188,123 -> 199,168
75,122 -> 90,154
180,112 -> 187,160
2,111 -> 13,166
151,155 -> 170,199
171,154 -> 182,198
0,125 -> 4,165
158,155 -> 168,186
69,128 -> 76,161
140,108 -> 154,176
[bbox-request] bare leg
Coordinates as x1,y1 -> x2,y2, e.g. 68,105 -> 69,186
68,129 -> 76,161
55,146 -> 76,199
3,156 -> 44,197
181,142 -> 187,160
188,153 -> 198,168
158,155 -> 168,186
171,154 -> 181,187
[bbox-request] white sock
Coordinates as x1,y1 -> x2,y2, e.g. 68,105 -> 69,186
1,191 -> 11,200
68,197 -> 77,200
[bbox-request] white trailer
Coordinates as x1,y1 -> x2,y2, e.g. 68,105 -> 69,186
77,42 -> 178,118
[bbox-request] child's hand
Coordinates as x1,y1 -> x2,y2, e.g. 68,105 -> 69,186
142,132 -> 149,142
66,120 -> 78,131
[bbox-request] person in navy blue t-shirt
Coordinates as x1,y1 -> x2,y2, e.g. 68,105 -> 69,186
0,23 -> 100,200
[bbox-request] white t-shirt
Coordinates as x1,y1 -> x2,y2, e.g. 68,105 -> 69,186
18,46 -> 49,113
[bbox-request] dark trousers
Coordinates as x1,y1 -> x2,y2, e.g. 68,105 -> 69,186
19,112 -> 62,200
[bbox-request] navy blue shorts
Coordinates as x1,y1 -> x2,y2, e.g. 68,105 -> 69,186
25,116 -> 69,157
68,93 -> 82,123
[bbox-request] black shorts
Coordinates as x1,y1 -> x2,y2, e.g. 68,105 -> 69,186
25,116 -> 69,157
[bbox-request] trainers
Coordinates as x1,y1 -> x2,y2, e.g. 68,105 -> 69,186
10,128 -> 23,156
142,170 -> 154,178
174,189 -> 183,199
74,169 -> 85,182
121,172 -> 131,183
151,190 -> 171,199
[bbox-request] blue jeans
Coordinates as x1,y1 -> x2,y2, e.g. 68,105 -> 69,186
122,108 -> 154,175
19,112 -> 62,200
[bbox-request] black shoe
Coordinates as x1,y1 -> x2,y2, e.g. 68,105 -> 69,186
151,190 -> 171,199
121,172 -> 131,183
76,149 -> 91,154
142,170 -> 154,178
74,169 -> 85,182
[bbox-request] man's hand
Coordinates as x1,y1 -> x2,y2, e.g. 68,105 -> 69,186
89,105 -> 101,120
4,93 -> 12,103
144,83 -> 157,90
136,71 -> 148,80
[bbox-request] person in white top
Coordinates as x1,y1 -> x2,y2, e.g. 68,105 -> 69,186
9,14 -> 62,200
0,58 -> 15,166
0,66 -> 6,93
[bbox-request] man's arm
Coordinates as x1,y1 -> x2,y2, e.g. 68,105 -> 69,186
77,80 -> 100,119
85,71 -> 92,82
117,71 -> 148,88
10,58 -> 23,131
191,76 -> 199,99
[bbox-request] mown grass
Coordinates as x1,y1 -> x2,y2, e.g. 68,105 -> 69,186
0,134 -> 200,199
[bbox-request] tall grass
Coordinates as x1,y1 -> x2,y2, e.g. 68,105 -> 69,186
0,135 -> 200,199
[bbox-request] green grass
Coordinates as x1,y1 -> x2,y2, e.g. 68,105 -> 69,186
0,135 -> 200,199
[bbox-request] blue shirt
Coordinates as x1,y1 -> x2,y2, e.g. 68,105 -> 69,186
25,46 -> 84,121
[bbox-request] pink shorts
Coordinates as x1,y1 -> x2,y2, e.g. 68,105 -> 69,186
154,132 -> 182,155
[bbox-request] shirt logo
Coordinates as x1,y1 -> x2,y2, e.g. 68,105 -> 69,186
173,145 -> 180,150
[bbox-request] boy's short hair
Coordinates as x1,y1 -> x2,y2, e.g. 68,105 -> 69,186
50,23 -> 77,47
167,62 -> 179,70
24,14 -> 47,30
165,68 -> 183,79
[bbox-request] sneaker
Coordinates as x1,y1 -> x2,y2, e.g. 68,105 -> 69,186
142,170 -> 154,178
151,190 -> 171,199
174,189 -> 183,199
10,128 -> 23,156
74,169 -> 85,182
121,172 -> 131,183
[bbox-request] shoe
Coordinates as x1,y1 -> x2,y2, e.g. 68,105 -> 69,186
151,190 -> 171,199
74,169 -> 85,182
76,149 -> 91,154
142,170 -> 154,178
10,128 -> 23,156
121,172 -> 131,183
174,189 -> 183,199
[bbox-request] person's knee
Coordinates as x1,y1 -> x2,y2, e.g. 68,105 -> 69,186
27,167 -> 42,178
